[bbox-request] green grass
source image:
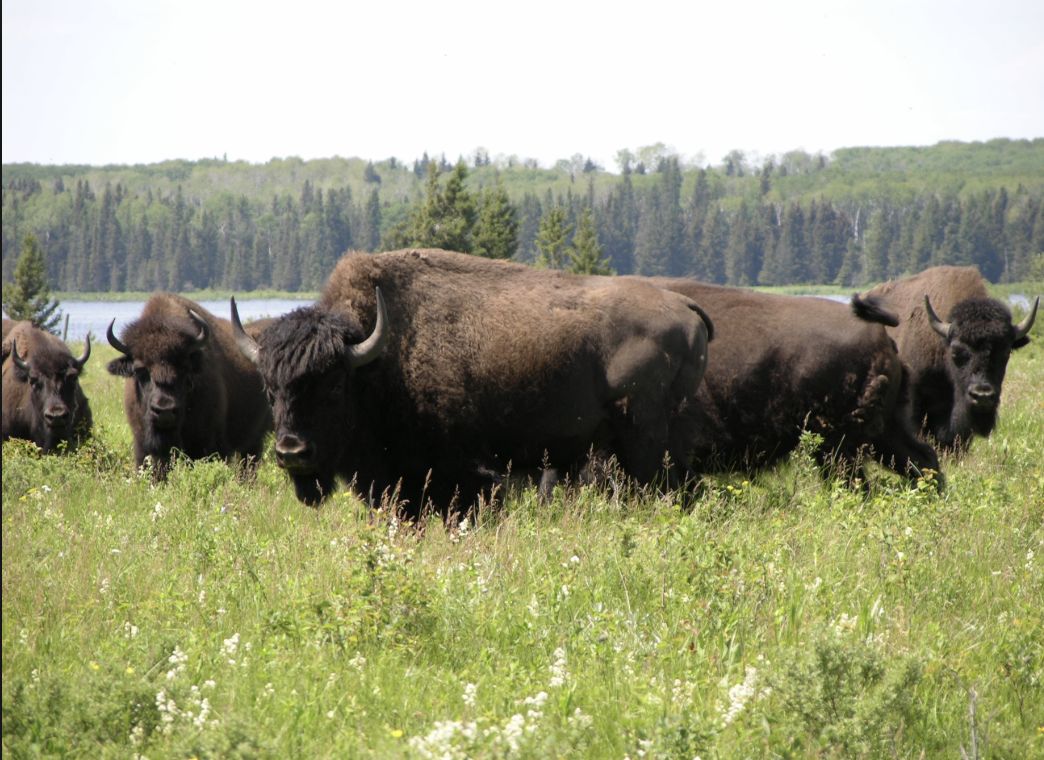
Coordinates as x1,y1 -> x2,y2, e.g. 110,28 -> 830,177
3,337 -> 1043,758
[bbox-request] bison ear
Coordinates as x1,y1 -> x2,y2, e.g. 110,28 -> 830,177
107,356 -> 134,377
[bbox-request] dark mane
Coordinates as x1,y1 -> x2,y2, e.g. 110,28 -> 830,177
257,306 -> 366,385
949,298 -> 1014,342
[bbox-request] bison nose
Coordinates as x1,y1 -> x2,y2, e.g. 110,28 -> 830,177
44,406 -> 70,427
968,384 -> 998,408
149,397 -> 179,429
275,435 -> 316,471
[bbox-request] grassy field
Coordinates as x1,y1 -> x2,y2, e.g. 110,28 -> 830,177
3,327 -> 1042,758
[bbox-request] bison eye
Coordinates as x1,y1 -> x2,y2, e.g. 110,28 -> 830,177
134,367 -> 151,384
951,346 -> 971,367
29,376 -> 42,390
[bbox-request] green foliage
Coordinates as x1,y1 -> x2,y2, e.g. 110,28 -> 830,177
4,140 -> 1043,292
2,233 -> 61,331
534,205 -> 572,269
385,160 -> 477,253
471,177 -> 518,260
2,339 -> 1042,756
568,207 -> 613,275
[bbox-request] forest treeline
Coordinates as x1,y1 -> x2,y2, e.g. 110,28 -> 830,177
3,138 -> 1043,292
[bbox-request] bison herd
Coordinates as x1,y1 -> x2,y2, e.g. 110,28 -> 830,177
3,253 -> 1037,517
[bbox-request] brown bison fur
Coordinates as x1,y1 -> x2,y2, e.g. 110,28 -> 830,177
859,266 -> 1038,450
2,319 -> 93,452
639,280 -> 941,486
106,293 -> 272,477
239,249 -> 712,514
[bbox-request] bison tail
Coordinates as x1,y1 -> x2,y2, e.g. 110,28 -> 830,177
851,294 -> 899,328
687,302 -> 715,342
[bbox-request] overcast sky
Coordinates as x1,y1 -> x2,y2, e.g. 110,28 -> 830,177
3,0 -> 1042,171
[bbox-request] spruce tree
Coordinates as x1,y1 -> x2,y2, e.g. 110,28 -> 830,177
568,207 -> 613,274
535,206 -> 573,269
472,178 -> 519,259
3,234 -> 62,333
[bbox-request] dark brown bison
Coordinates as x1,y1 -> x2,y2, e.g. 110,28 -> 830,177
859,266 -> 1038,450
639,279 -> 941,485
2,319 -> 93,452
232,248 -> 712,512
106,293 -> 272,477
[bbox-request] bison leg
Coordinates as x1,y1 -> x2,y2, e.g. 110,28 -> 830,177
872,427 -> 944,491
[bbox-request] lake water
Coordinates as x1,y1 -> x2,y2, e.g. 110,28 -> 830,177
47,298 -> 314,342
9,293 -> 1033,343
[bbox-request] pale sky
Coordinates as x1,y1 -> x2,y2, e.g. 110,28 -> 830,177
3,0 -> 1043,171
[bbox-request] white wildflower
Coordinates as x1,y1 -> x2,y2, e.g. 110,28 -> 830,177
568,707 -> 593,729
527,595 -> 540,618
123,621 -> 139,639
833,612 -> 858,637
805,576 -> 823,592
151,502 -> 165,521
462,682 -> 477,708
549,647 -> 569,688
99,577 -> 111,595
263,682 -> 275,697
719,666 -> 758,726
192,697 -> 211,728
349,652 -> 367,671
221,633 -> 240,665
165,646 -> 188,680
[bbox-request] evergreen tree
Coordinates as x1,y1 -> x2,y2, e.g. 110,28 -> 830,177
568,207 -> 613,274
3,234 -> 61,332
601,172 -> 638,274
514,193 -> 544,263
393,161 -> 476,252
694,206 -> 728,283
535,205 -> 572,269
361,188 -> 382,252
472,178 -> 519,259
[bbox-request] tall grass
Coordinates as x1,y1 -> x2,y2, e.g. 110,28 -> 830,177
3,337 -> 1042,758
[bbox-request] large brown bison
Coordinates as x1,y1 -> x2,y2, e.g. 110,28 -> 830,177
639,279 -> 941,485
106,293 -> 272,477
859,266 -> 1038,450
232,248 -> 712,512
2,319 -> 93,452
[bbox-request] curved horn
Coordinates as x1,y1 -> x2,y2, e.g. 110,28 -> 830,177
1012,296 -> 1038,342
187,309 -> 209,344
924,295 -> 951,339
230,297 -> 260,365
106,319 -> 131,356
11,341 -> 30,372
75,332 -> 92,367
347,287 -> 388,368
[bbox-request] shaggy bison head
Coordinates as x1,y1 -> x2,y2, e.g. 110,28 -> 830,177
106,309 -> 210,455
8,332 -> 91,451
231,289 -> 387,505
925,294 -> 1037,442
